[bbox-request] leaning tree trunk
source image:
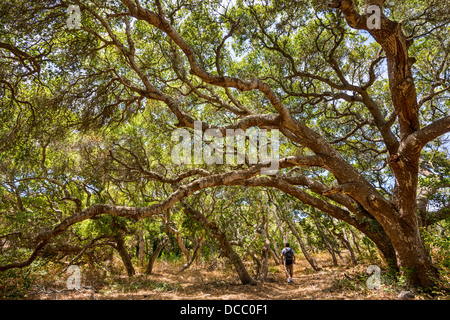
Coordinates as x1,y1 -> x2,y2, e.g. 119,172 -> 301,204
249,250 -> 261,279
162,210 -> 191,262
179,235 -> 204,272
284,216 -> 321,271
176,233 -> 191,262
329,220 -> 358,265
349,228 -> 362,255
341,233 -> 358,266
336,231 -> 358,266
269,245 -> 282,265
272,203 -> 321,271
312,215 -> 339,266
323,221 -> 345,263
296,227 -> 321,271
146,235 -> 169,274
113,235 -> 135,277
181,201 -> 256,285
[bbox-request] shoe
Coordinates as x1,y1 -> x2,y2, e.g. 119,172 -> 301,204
290,279 -> 294,284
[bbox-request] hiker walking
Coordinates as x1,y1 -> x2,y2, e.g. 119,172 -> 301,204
281,243 -> 295,284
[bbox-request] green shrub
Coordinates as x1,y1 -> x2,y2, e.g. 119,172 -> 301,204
421,224 -> 450,289
0,267 -> 36,299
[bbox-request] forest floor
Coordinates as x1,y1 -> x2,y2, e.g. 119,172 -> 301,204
25,253 -> 449,300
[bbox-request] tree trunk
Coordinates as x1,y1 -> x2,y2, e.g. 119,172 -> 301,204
324,241 -> 338,266
138,228 -> 145,267
349,228 -> 361,255
312,215 -> 339,266
330,220 -> 358,265
181,201 -> 256,285
271,203 -> 321,271
250,250 -> 261,279
179,235 -> 204,272
162,210 -> 191,262
113,235 -> 135,277
385,218 -> 438,289
226,246 -> 256,285
146,235 -> 169,274
328,0 -> 443,291
325,225 -> 345,263
344,235 -> 358,266
257,239 -> 270,282
382,154 -> 439,288
285,217 -> 321,271
176,233 -> 190,262
269,245 -> 281,265
337,231 -> 358,265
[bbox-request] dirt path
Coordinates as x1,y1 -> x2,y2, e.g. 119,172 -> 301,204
26,256 -> 407,300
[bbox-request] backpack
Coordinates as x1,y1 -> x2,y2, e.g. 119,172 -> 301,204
284,247 -> 294,264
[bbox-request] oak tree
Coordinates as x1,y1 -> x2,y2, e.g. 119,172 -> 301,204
1,0 -> 449,289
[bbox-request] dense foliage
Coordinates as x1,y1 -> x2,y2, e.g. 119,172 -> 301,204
0,0 -> 449,297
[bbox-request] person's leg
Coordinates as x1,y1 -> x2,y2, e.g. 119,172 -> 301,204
283,263 -> 289,283
288,264 -> 293,282
286,264 -> 293,283
284,263 -> 291,283
289,265 -> 294,283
